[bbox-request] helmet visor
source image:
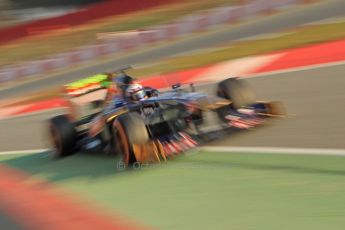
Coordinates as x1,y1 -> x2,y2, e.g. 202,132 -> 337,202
131,89 -> 146,101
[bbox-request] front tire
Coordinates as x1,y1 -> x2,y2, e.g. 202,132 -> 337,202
113,113 -> 149,166
216,77 -> 256,122
217,77 -> 256,109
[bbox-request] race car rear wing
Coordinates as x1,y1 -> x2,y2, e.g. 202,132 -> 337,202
64,74 -> 110,97
64,66 -> 133,97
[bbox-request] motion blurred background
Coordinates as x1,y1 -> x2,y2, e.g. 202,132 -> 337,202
0,0 -> 100,26
0,0 -> 345,229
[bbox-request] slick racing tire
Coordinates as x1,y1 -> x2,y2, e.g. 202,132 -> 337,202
217,77 -> 256,109
49,115 -> 77,158
216,77 -> 256,122
113,112 -> 149,166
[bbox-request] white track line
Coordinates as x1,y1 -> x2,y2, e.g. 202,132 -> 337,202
202,146 -> 345,156
0,149 -> 49,155
2,146 -> 345,157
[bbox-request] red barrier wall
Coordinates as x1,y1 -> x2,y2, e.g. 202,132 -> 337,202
0,0 -> 176,45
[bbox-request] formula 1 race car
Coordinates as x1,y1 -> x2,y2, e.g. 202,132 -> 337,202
48,67 -> 284,166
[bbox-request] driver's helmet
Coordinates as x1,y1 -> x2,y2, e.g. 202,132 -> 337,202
126,84 -> 146,102
114,73 -> 134,91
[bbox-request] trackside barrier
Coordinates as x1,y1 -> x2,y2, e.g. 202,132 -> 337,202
0,0 -> 176,45
0,0 -> 307,85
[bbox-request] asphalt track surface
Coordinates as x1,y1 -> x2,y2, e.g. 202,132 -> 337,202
1,0 -> 345,99
1,62 -> 344,151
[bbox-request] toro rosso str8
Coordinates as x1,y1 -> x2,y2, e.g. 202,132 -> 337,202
48,67 -> 284,166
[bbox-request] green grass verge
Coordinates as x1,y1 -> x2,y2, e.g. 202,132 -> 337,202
1,151 -> 345,229
0,0 -> 236,67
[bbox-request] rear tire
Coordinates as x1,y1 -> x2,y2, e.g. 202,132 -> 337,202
49,115 -> 77,158
113,113 -> 149,166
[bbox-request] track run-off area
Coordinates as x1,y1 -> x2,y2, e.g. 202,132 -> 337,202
1,149 -> 345,229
